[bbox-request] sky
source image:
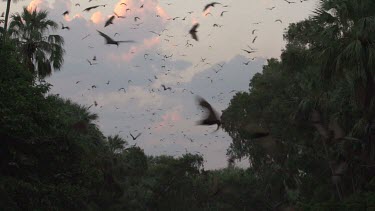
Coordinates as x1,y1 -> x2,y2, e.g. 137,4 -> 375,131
1,0 -> 319,169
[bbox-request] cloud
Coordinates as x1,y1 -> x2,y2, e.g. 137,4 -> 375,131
156,5 -> 169,19
27,0 -> 50,12
113,0 -> 170,21
191,17 -> 199,25
159,109 -> 182,126
90,11 -> 104,24
108,36 -> 160,62
94,85 -> 164,108
202,8 -> 212,17
114,0 -> 131,17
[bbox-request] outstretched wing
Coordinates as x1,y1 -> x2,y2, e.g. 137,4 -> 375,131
203,2 -> 219,12
105,15 -> 115,27
117,40 -> 136,43
196,96 -> 220,123
189,23 -> 199,41
135,133 -> 142,139
203,4 -> 211,12
97,30 -> 115,44
130,133 -> 135,140
83,5 -> 98,12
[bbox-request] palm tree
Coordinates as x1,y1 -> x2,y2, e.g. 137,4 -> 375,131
107,135 -> 128,154
312,0 -> 375,153
8,7 -> 65,78
312,0 -> 375,115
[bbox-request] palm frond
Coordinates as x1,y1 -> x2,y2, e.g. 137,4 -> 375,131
8,6 -> 65,78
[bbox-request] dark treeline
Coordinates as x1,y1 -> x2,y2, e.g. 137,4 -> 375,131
1,0 -> 374,210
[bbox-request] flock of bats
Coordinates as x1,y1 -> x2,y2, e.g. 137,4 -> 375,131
49,0 -> 310,151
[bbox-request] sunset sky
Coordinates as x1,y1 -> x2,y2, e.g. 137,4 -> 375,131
0,0 -> 319,169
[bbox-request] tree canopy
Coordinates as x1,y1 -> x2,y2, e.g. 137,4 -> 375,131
0,0 -> 374,210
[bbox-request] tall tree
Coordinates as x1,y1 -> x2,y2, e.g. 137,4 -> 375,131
107,135 -> 128,154
222,0 -> 375,207
309,0 -> 375,165
312,0 -> 375,126
8,7 -> 65,78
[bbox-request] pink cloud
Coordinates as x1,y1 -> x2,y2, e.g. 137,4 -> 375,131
73,14 -> 84,19
202,8 -> 212,18
114,0 -> 131,17
153,110 -> 182,132
123,37 -> 160,61
113,0 -> 169,22
90,11 -> 104,24
108,36 -> 160,62
191,17 -> 199,25
63,16 -> 71,21
156,5 -> 169,20
27,0 -> 50,12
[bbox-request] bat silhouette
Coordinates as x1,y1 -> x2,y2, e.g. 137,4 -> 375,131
81,34 -> 90,40
161,85 -> 171,90
105,15 -> 115,27
203,2 -> 221,12
189,23 -> 199,41
196,96 -> 221,131
83,5 -> 106,12
242,49 -> 256,54
310,109 -> 359,142
114,12 -> 125,18
130,132 -> 142,140
220,11 -> 228,16
149,31 -> 161,36
284,0 -> 296,3
60,22 -> 70,30
97,30 -> 135,46
275,19 -> 282,23
87,59 -> 97,65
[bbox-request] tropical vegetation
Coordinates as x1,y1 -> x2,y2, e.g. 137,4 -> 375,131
0,0 -> 374,210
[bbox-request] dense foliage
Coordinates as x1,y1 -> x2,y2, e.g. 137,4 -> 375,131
222,0 -> 375,209
0,41 -> 260,211
8,7 -> 65,78
0,0 -> 374,210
